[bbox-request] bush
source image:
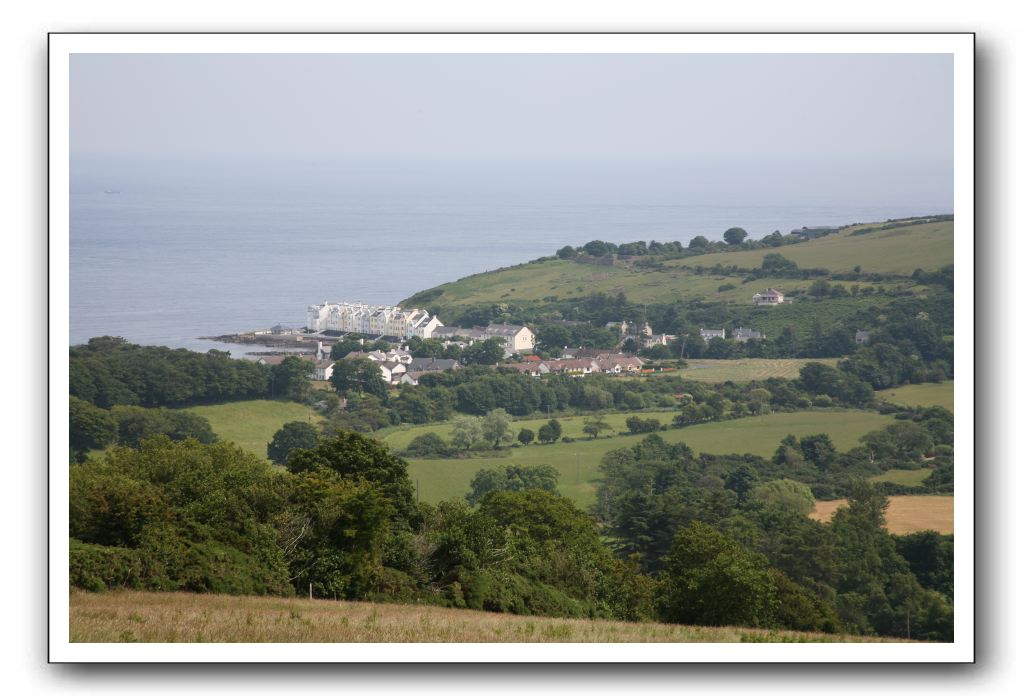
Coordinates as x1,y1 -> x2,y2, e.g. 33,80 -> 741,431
404,432 -> 454,458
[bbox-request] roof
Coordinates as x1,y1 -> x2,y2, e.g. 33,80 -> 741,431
407,357 -> 460,372
485,324 -> 531,336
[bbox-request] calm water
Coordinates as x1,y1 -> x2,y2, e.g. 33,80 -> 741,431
70,188 -> 936,354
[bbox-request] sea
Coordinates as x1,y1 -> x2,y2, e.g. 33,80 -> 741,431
69,174 -> 944,357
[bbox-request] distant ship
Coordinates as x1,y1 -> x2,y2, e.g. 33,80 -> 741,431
103,190 -> 120,194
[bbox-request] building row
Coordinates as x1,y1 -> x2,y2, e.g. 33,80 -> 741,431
699,327 -> 765,342
306,301 -> 442,339
504,353 -> 645,377
431,324 -> 535,355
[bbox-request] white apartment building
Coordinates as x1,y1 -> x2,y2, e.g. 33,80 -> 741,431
306,301 -> 443,338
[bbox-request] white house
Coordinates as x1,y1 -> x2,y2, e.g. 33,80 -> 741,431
310,359 -> 335,381
855,330 -> 871,344
752,288 -> 786,306
306,301 -> 442,338
483,324 -> 535,354
732,327 -> 764,342
699,328 -> 726,340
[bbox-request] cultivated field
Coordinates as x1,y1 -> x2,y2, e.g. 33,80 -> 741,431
383,410 -> 896,507
681,220 -> 953,275
69,590 -> 909,643
183,400 -> 322,461
809,495 -> 953,535
877,381 -> 954,412
679,358 -> 840,383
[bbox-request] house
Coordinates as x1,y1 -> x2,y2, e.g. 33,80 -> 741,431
561,347 -> 611,359
595,355 -> 645,374
642,333 -> 676,348
305,300 -> 442,338
378,361 -> 407,384
855,330 -> 871,345
310,359 -> 335,381
752,288 -> 785,306
544,359 -> 599,376
482,324 -> 536,354
732,327 -> 764,342
504,362 -> 548,377
407,357 -> 461,373
699,328 -> 726,341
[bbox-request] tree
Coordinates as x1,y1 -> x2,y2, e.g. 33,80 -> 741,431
751,479 -> 816,515
465,464 -> 560,505
69,395 -> 117,460
761,253 -> 798,274
723,227 -> 748,245
451,416 -> 484,450
625,416 -> 661,434
329,357 -> 387,399
267,421 -> 320,466
481,408 -> 515,449
724,465 -> 757,503
583,240 -> 613,257
556,245 -> 578,260
270,356 -> 313,401
403,432 -> 453,458
517,428 -> 535,445
287,431 -> 417,527
582,414 -> 613,439
659,521 -> 778,628
330,337 -> 364,360
799,433 -> 837,471
688,235 -> 710,250
461,338 -> 505,366
538,418 -> 563,444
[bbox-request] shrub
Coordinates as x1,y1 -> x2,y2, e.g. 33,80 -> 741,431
403,432 -> 454,458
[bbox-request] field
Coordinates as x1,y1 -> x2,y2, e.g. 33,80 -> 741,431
379,409 -> 896,507
680,220 -> 953,275
69,591 -> 909,643
183,400 -> 322,461
877,381 -> 954,412
809,495 -> 953,535
678,358 -> 840,383
869,468 -> 934,487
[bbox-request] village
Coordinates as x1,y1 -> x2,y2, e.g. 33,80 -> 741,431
243,292 -> 866,388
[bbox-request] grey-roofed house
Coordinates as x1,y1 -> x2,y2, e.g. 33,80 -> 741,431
732,327 -> 764,342
855,330 -> 871,345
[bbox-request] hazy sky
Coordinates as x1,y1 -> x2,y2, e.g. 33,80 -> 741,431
70,53 -> 953,207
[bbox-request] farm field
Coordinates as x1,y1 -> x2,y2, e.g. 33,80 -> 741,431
678,358 -> 840,383
182,400 -> 322,461
878,381 -> 954,412
387,409 -> 896,507
809,495 -> 953,535
869,468 -> 934,487
69,590 -> 910,643
680,220 -> 953,275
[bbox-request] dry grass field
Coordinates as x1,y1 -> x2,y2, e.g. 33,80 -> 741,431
809,495 -> 953,535
70,591 -> 912,643
679,358 -> 840,383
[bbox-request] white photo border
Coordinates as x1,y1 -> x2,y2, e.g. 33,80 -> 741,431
49,31 -> 975,663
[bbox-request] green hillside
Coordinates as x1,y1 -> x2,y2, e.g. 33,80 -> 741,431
403,218 -> 952,313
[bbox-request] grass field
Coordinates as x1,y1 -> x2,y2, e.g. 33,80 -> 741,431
877,381 -> 954,412
69,590 -> 910,643
681,220 -> 953,275
868,468 -> 934,487
383,409 -> 895,507
183,400 -> 322,461
678,358 -> 840,383
809,495 -> 953,535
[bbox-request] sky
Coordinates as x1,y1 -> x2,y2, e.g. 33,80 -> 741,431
70,53 -> 954,208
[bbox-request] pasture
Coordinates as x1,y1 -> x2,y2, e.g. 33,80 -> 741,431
69,590 -> 909,643
183,400 -> 322,461
680,220 -> 953,275
877,381 -> 954,412
809,495 -> 953,535
678,358 -> 840,383
387,409 -> 896,507
869,468 -> 934,487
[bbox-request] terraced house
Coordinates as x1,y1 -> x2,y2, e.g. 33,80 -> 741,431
306,301 -> 442,338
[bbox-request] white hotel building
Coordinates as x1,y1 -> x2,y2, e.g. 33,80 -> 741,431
306,301 -> 443,339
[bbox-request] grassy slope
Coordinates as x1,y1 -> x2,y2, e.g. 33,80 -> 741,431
382,410 -> 896,507
877,381 -> 955,412
70,590 -> 909,643
403,219 -> 952,310
809,495 -> 953,535
183,400 -> 322,461
869,468 -> 934,487
681,221 -> 954,275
